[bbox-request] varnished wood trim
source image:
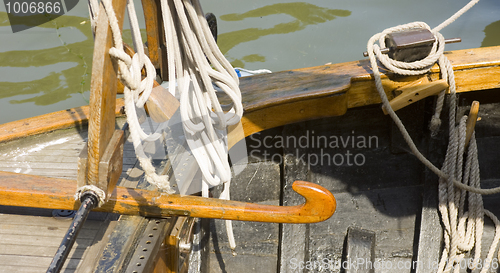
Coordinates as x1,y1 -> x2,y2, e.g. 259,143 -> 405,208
1,46 -> 499,145
0,99 -> 125,143
0,171 -> 336,224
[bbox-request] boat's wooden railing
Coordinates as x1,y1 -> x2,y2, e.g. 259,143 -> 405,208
231,46 -> 500,143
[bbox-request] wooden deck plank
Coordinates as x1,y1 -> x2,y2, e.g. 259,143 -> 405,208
0,265 -> 74,273
414,118 -> 447,273
209,162 -> 281,273
0,244 -> 86,259
0,214 -> 72,226
0,156 -> 80,163
0,224 -> 100,238
75,215 -> 118,272
2,149 -> 82,157
344,227 -> 376,273
279,124 -> 309,273
0,255 -> 80,269
0,213 -> 106,272
0,162 -> 79,170
0,124 -> 139,186
0,234 -> 94,247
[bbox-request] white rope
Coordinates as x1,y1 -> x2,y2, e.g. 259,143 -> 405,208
101,0 -> 175,193
366,0 -> 500,271
74,185 -> 106,207
100,0 -> 242,250
159,0 -> 243,251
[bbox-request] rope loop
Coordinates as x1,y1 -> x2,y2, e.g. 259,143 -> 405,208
366,1 -> 500,272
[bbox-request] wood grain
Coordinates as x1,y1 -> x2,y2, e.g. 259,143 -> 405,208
86,0 -> 126,186
0,99 -> 124,143
0,171 -> 335,224
383,79 -> 448,114
0,47 -> 498,148
98,129 -> 125,198
141,0 -> 161,69
146,84 -> 180,123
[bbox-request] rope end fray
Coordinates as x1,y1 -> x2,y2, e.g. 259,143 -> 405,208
429,116 -> 442,137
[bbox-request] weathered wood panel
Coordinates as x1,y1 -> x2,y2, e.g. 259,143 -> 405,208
209,162 -> 281,273
0,213 -> 105,273
279,104 -> 425,273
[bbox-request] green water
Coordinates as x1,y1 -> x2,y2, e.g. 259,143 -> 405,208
0,0 -> 498,124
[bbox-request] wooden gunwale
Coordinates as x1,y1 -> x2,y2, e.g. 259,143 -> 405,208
0,46 -> 498,145
0,99 -> 125,144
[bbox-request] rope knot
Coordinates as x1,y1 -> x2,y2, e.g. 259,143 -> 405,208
74,185 -> 106,207
108,48 -> 141,91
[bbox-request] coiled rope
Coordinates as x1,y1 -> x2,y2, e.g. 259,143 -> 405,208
99,0 -> 242,250
367,0 -> 500,271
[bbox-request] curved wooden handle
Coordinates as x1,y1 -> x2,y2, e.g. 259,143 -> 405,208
240,181 -> 336,223
146,180 -> 336,223
105,180 -> 336,223
0,172 -> 336,224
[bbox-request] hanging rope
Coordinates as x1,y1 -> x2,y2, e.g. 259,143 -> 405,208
160,0 -> 242,252
101,0 -> 174,194
366,0 -> 500,271
100,0 -> 242,250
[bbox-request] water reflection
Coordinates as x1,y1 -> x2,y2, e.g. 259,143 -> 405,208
217,2 -> 351,67
481,20 -> 500,48
0,12 -> 92,105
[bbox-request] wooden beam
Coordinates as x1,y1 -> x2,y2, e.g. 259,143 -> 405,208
86,0 -> 126,186
141,0 -> 161,69
141,0 -> 168,79
0,171 -> 335,224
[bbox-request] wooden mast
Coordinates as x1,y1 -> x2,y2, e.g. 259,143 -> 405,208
79,0 -> 127,198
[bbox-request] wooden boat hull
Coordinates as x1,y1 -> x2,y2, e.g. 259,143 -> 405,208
0,46 -> 499,272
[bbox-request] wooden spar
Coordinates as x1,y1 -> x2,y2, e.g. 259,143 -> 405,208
0,171 -> 335,224
85,0 -> 126,192
141,0 -> 168,79
0,46 -> 498,146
